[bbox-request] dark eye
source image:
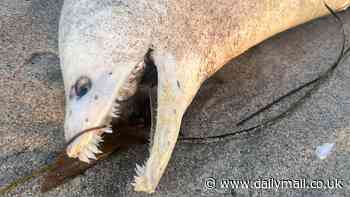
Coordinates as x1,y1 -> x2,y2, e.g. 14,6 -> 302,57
74,76 -> 92,99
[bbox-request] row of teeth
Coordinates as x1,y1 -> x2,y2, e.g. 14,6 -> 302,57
75,63 -> 145,163
76,101 -> 123,163
77,133 -> 103,163
75,126 -> 113,163
131,162 -> 147,187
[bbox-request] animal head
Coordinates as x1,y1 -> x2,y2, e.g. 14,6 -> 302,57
59,1 -> 191,193
59,1 -> 153,162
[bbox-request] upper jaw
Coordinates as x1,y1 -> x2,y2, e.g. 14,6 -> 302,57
65,61 -> 146,163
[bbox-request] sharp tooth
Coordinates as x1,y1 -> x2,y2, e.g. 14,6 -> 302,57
135,164 -> 144,176
135,169 -> 141,176
136,164 -> 142,171
104,128 -> 113,133
85,149 -> 97,160
91,136 -> 101,146
79,151 -> 90,163
94,135 -> 104,144
87,143 -> 102,154
94,134 -> 103,142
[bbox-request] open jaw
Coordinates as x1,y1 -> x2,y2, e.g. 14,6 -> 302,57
63,46 -> 189,193
65,51 -> 160,188
65,55 -> 150,160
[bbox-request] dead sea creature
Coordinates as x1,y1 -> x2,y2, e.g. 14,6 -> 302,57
59,0 -> 350,193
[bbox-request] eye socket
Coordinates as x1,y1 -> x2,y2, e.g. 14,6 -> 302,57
74,76 -> 92,99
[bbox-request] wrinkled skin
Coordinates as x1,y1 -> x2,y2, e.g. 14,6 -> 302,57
59,0 -> 350,193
